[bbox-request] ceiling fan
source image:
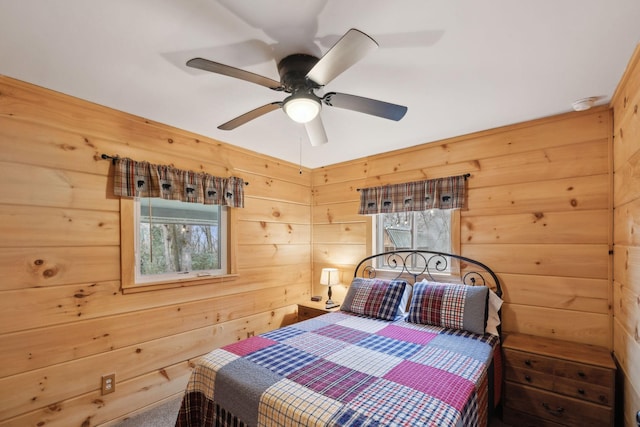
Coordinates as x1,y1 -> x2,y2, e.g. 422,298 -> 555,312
186,28 -> 408,146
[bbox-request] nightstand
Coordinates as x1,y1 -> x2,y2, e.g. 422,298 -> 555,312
297,300 -> 341,321
502,333 -> 615,427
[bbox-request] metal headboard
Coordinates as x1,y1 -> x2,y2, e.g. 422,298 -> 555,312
353,250 -> 502,297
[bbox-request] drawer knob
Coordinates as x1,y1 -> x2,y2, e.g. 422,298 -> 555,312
542,403 -> 565,417
577,371 -> 586,378
524,375 -> 532,382
524,359 -> 532,367
578,388 -> 585,395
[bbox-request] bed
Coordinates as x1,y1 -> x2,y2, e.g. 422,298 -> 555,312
176,250 -> 503,427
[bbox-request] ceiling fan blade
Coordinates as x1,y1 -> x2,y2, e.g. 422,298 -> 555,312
315,30 -> 444,49
218,102 -> 282,130
304,115 -> 328,146
323,92 -> 407,121
187,57 -> 283,90
306,28 -> 378,86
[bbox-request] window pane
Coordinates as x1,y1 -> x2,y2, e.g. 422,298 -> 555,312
381,212 -> 413,251
414,210 -> 451,252
377,209 -> 453,271
138,198 -> 222,277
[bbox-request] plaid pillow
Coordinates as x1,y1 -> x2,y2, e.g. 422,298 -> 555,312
341,278 -> 408,320
407,281 -> 488,335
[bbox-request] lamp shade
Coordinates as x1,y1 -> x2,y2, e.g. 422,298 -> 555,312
283,93 -> 321,123
319,268 -> 340,286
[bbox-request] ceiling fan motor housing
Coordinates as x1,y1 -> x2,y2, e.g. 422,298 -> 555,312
277,54 -> 320,93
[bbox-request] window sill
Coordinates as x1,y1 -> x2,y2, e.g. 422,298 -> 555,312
121,273 -> 239,294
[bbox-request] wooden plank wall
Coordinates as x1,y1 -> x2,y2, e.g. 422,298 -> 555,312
0,69 -> 623,425
611,43 -> 640,427
311,108 -> 613,349
0,76 -> 312,426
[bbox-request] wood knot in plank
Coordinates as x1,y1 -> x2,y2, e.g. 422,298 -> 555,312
43,268 -> 58,278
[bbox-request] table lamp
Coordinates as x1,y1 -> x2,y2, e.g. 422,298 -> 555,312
320,267 -> 340,309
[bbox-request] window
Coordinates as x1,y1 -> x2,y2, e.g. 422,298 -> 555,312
136,198 -> 226,283
120,197 -> 235,291
375,209 -> 459,273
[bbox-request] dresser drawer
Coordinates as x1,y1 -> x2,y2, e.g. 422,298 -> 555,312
504,382 -> 613,427
504,348 -> 555,375
555,358 -> 614,387
505,364 -> 555,389
503,407 -> 564,427
553,374 -> 614,406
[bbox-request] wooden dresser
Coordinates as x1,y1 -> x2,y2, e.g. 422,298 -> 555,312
502,333 -> 615,427
297,300 -> 341,321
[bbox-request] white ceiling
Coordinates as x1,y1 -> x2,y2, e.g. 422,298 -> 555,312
1,1 -> 639,168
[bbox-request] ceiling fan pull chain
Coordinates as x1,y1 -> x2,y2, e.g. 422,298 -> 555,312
299,138 -> 303,175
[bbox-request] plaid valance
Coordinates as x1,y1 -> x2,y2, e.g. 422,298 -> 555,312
358,175 -> 467,214
113,157 -> 244,208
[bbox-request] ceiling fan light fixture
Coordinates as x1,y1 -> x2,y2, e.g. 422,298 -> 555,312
283,94 -> 321,123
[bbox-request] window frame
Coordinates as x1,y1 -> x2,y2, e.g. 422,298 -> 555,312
120,198 -> 238,293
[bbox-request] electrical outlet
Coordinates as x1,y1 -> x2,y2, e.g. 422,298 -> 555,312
101,373 -> 115,395
246,331 -> 255,338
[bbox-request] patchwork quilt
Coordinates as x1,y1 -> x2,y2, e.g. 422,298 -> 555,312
176,311 -> 500,427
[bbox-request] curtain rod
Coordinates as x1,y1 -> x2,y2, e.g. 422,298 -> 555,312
356,173 -> 470,191
100,154 -> 249,185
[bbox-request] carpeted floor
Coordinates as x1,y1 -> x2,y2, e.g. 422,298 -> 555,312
114,396 -> 512,426
115,396 -> 183,427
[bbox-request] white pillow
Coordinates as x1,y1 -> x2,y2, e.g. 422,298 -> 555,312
485,289 -> 503,336
394,283 -> 413,319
